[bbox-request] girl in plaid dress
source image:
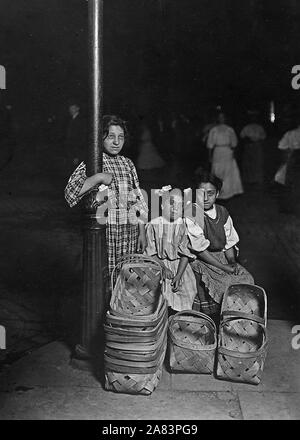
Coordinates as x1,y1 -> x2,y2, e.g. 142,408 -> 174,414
64,115 -> 148,276
145,189 -> 197,312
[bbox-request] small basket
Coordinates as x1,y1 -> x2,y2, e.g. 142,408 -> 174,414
168,310 -> 217,374
216,284 -> 268,385
110,254 -> 164,316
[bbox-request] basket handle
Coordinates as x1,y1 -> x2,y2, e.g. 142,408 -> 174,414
218,318 -> 268,358
169,310 -> 217,329
217,342 -> 268,359
221,310 -> 265,326
168,310 -> 217,349
110,253 -> 164,292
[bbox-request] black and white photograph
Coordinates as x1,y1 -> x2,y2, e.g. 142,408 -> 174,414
0,0 -> 300,423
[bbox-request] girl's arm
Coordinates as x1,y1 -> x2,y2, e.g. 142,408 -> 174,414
64,161 -> 112,208
197,249 -> 234,274
137,222 -> 147,253
224,247 -> 238,275
171,256 -> 189,291
78,172 -> 112,196
224,246 -> 236,264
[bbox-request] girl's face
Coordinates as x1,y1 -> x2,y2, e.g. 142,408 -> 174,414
162,195 -> 182,222
103,125 -> 125,155
198,182 -> 218,211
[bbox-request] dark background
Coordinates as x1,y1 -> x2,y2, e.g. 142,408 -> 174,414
1,0 -> 300,136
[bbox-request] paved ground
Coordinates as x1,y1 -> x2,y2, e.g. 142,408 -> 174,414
0,140 -> 299,419
0,319 -> 299,420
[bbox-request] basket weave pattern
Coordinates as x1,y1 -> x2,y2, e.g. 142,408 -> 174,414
109,254 -> 163,316
104,254 -> 167,395
168,311 -> 217,374
216,284 -> 268,385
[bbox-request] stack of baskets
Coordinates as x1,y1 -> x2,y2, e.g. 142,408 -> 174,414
216,284 -> 268,384
104,254 -> 168,395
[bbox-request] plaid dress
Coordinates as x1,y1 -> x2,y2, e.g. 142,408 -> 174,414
64,153 -> 148,277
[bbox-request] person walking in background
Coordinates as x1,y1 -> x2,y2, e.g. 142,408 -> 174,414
240,111 -> 266,186
136,122 -> 166,198
64,101 -> 87,173
207,112 -> 243,200
275,119 -> 300,214
0,97 -> 15,171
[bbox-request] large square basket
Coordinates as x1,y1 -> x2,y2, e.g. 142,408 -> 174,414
168,310 -> 217,374
216,284 -> 268,385
109,254 -> 164,316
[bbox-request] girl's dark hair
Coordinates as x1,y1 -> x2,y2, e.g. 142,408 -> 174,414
103,115 -> 129,139
194,170 -> 223,192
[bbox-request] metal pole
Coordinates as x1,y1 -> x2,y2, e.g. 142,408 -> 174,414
87,0 -> 103,176
72,0 -> 107,367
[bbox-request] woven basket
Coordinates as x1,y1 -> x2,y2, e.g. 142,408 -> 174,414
105,367 -> 163,396
168,310 -> 217,374
104,254 -> 168,395
104,334 -> 167,374
105,319 -> 168,355
104,311 -> 168,344
106,295 -> 167,329
216,284 -> 268,385
221,284 -> 267,320
104,338 -> 166,395
110,254 -> 164,316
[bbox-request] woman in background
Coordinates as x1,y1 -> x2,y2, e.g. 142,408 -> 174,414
136,122 -> 166,197
240,111 -> 266,186
207,112 -> 243,200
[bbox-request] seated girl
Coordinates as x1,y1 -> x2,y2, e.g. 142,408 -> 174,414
144,187 -> 197,312
185,171 -> 254,319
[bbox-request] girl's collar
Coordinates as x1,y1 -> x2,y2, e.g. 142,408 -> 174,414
104,151 -> 119,158
204,204 -> 217,219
